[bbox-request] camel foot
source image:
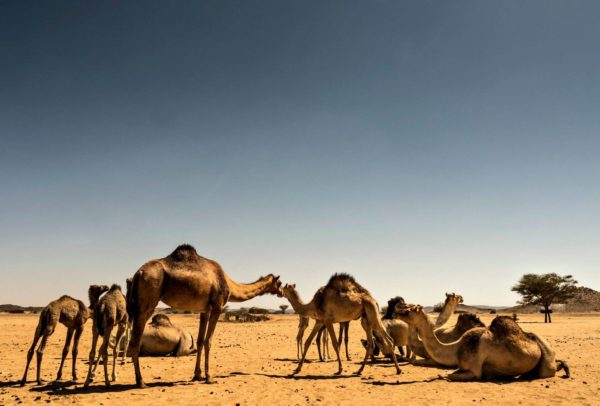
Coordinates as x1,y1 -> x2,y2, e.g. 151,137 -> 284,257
19,380 -> 26,387
354,369 -> 364,376
136,380 -> 148,389
334,370 -> 342,376
105,381 -> 111,388
395,368 -> 402,375
205,377 -> 215,384
36,379 -> 46,386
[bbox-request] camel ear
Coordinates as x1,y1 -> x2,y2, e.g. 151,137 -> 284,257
446,292 -> 450,297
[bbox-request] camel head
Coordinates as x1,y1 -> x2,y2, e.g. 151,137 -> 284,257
393,303 -> 425,325
89,284 -> 110,300
445,292 -> 464,307
264,274 -> 283,297
281,283 -> 297,299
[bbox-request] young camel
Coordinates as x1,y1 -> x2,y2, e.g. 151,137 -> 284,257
364,296 -> 410,359
20,285 -> 109,386
297,316 -> 350,362
394,304 -> 570,381
84,284 -> 128,387
120,314 -> 197,357
281,274 -> 401,376
127,244 -> 282,387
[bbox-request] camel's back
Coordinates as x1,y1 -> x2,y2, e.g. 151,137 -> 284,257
48,295 -> 87,325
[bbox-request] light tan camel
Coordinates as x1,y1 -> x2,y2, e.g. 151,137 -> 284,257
408,292 -> 463,361
120,314 -> 197,357
297,316 -> 349,362
281,273 -> 401,376
394,304 -> 570,380
127,244 -> 282,387
20,285 -> 109,386
84,284 -> 128,387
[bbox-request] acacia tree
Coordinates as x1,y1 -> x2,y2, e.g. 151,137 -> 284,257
511,273 -> 578,323
279,304 -> 289,314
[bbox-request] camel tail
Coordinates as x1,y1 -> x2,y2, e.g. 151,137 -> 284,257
127,271 -> 140,321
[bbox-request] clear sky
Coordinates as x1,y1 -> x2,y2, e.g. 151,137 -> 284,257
1,1 -> 599,309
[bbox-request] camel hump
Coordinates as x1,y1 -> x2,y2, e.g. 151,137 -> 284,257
456,313 -> 485,329
489,316 -> 524,339
150,314 -> 174,327
324,273 -> 370,295
168,244 -> 200,262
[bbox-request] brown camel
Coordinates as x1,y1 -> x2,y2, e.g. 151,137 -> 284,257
84,284 -> 128,387
126,244 -> 282,387
394,304 -> 570,381
20,285 -> 109,386
281,273 -> 401,376
363,296 -> 410,359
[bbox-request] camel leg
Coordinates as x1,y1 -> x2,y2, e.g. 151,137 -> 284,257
323,327 -> 330,359
71,326 -> 83,382
56,328 -> 74,381
356,327 -> 374,375
20,324 -> 42,386
100,325 -> 113,387
83,329 -> 99,388
294,322 -> 322,375
296,324 -> 305,360
130,311 -> 152,388
112,323 -> 126,381
121,323 -> 131,364
398,345 -> 405,357
325,323 -> 342,374
444,369 -> 479,381
344,322 -> 350,361
193,312 -> 209,381
368,315 -> 401,375
202,307 -> 221,384
316,327 -> 324,361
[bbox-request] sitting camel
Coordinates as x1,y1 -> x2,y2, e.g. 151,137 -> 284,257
281,273 -> 400,376
120,314 -> 197,356
408,312 -> 485,365
84,284 -> 128,387
127,244 -> 282,387
20,285 -> 109,386
394,304 -> 570,381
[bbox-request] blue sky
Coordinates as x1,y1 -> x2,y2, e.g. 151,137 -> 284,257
1,1 -> 599,308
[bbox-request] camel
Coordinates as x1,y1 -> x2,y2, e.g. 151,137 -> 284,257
297,316 -> 350,362
407,292 -> 463,361
84,284 -> 128,387
394,304 -> 570,381
408,312 -> 485,363
20,285 -> 109,386
119,314 -> 197,356
126,244 -> 282,387
281,274 -> 401,376
363,296 -> 410,359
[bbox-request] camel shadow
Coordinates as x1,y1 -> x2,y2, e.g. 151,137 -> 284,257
0,380 -> 24,388
255,372 -> 359,380
365,377 -> 441,386
30,381 -> 179,395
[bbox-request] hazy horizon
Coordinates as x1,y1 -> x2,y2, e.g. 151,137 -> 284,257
1,1 -> 599,309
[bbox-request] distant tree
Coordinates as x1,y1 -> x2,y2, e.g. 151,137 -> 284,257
511,273 -> 578,323
279,304 -> 289,314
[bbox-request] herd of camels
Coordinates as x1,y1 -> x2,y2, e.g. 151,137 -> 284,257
20,244 -> 570,389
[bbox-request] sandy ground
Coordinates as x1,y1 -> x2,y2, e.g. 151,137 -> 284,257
1,312 -> 599,405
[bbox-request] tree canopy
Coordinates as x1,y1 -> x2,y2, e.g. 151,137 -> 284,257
511,273 -> 578,322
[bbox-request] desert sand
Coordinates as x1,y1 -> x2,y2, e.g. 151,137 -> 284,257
1,312 -> 599,405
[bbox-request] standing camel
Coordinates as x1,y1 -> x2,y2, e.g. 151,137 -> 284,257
127,244 -> 282,387
20,285 -> 109,386
84,284 -> 128,387
281,273 -> 401,376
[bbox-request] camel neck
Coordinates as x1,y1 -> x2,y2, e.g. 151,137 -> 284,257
88,290 -> 102,310
435,300 -> 457,328
284,289 -> 316,318
225,274 -> 271,302
415,313 -> 459,366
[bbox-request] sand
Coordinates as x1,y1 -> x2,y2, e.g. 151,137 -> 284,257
1,312 -> 599,405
